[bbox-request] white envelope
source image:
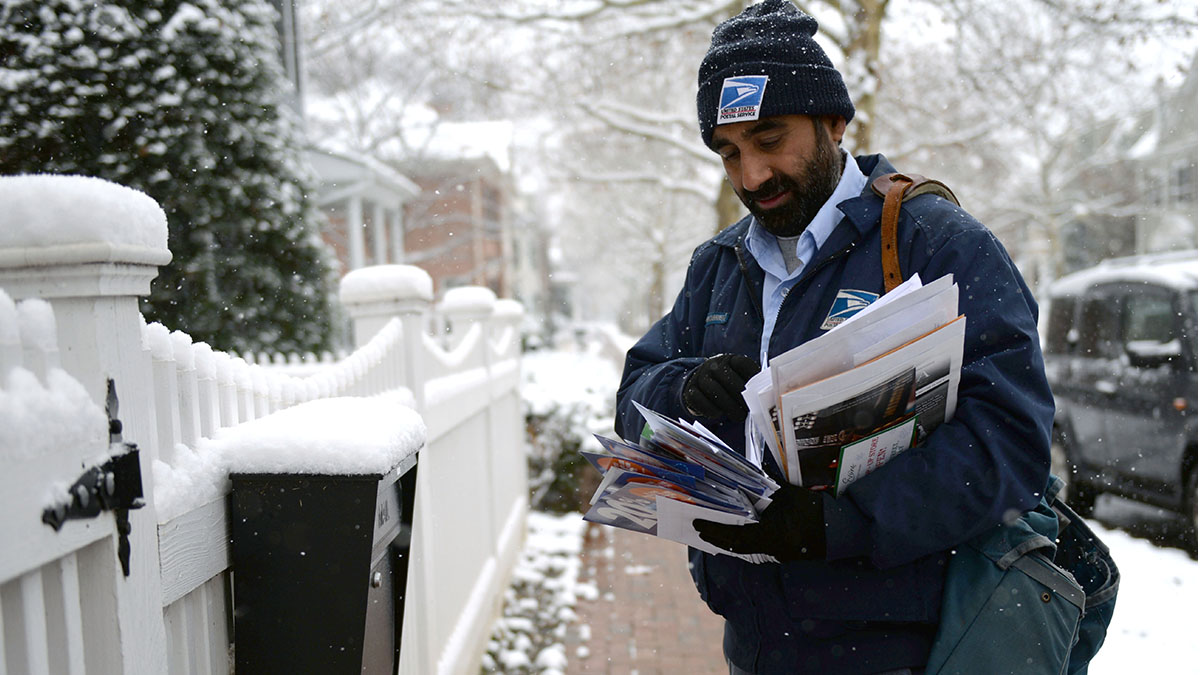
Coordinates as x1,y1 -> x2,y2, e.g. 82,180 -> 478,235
655,496 -> 777,564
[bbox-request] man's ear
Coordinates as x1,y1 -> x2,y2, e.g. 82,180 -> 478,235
824,115 -> 847,144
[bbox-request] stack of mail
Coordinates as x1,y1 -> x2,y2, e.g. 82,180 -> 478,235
743,274 -> 964,495
583,402 -> 778,561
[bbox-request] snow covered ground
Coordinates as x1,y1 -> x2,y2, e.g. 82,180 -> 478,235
1085,500 -> 1198,673
486,340 -> 1200,674
482,512 -> 587,674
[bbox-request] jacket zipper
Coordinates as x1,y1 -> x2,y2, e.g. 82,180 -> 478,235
734,239 -> 765,324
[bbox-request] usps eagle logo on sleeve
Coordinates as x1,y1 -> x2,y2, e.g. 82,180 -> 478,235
820,289 -> 880,330
718,75 -> 769,124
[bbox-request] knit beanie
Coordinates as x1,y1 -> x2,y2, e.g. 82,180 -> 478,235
697,0 -> 855,148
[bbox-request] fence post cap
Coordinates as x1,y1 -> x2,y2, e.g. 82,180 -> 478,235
438,286 -> 497,317
0,175 -> 171,266
493,298 -> 524,320
339,264 -> 433,305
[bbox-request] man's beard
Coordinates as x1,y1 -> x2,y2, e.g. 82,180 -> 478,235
741,128 -> 843,237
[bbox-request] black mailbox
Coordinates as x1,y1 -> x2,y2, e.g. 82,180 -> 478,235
230,452 -> 418,674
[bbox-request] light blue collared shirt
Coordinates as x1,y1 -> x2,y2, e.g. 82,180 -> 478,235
743,152 -> 869,365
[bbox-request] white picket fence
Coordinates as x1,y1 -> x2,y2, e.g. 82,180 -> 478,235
0,176 -> 528,674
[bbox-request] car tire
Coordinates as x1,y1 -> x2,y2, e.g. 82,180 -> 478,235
1051,432 -> 1097,517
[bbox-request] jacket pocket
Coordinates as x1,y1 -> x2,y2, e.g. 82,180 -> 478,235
779,557 -> 941,623
699,316 -> 732,356
690,550 -> 748,620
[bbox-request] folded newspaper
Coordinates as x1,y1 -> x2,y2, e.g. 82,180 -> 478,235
584,273 -> 964,559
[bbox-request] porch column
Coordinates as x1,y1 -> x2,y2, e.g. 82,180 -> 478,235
372,201 -> 388,265
389,207 -> 405,264
347,195 -> 366,271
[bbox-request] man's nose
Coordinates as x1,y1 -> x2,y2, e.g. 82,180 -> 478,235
740,153 -> 773,193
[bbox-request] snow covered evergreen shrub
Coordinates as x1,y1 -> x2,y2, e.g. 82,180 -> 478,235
0,0 -> 336,354
526,400 -> 598,513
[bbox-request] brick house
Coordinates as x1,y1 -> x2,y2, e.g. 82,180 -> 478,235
398,155 -> 514,297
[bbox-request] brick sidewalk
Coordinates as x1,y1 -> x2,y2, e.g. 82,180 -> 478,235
565,522 -> 727,675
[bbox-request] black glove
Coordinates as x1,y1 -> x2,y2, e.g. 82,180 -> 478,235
681,353 -> 759,421
693,483 -> 826,561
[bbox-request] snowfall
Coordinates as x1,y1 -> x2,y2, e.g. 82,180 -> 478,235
2,308 -> 1197,673
0,173 -> 1194,671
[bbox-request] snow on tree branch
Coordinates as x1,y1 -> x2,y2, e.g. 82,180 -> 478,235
885,120 -> 994,162
454,0 -> 741,36
568,170 -> 714,202
579,100 -> 716,164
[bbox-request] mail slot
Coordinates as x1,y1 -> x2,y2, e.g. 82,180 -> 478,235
230,452 -> 418,674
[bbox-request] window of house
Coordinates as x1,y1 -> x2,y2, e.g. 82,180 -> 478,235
443,275 -> 471,290
483,185 -> 501,228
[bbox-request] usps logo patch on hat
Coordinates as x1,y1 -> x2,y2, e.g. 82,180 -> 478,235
718,75 -> 769,125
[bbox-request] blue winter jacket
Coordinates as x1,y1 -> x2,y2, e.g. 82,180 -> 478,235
615,154 -> 1054,674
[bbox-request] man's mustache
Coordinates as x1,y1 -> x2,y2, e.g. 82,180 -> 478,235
744,175 -> 798,203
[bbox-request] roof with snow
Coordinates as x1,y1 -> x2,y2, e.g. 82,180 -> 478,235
306,146 -> 420,207
404,119 -> 515,173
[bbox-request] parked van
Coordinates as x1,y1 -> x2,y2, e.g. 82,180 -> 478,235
1042,251 -> 1197,549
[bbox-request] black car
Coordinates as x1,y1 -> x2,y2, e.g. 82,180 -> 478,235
1042,251 -> 1197,548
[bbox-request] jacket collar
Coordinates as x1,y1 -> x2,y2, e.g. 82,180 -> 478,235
836,153 -> 895,235
713,216 -> 751,249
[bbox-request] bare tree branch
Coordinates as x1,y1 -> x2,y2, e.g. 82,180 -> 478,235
593,99 -> 698,132
568,170 -> 715,201
451,0 -> 741,34
885,120 -> 994,162
304,0 -> 403,59
580,100 -> 718,164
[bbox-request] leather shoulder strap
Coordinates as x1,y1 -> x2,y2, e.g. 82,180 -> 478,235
870,173 -> 960,293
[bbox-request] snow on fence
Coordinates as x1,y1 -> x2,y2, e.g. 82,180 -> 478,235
0,175 -> 527,674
